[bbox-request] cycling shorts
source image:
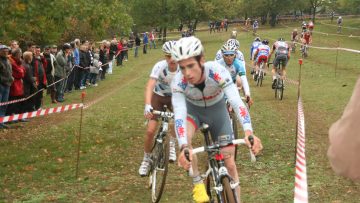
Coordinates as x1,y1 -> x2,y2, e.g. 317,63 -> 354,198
273,54 -> 288,68
257,55 -> 268,65
151,92 -> 172,120
186,99 -> 234,143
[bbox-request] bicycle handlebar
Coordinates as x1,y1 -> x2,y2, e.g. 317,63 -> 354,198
151,110 -> 174,118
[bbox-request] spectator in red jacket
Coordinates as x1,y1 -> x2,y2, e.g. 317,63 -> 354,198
116,40 -> 123,66
6,48 -> 25,116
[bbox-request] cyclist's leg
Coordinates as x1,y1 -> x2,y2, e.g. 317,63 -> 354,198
205,99 -> 240,201
281,56 -> 288,80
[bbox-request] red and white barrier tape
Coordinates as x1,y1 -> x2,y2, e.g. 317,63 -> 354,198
294,97 -> 308,203
0,103 -> 83,123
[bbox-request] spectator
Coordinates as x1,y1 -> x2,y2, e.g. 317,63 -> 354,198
73,39 -> 81,90
143,32 -> 148,54
66,43 -> 76,93
328,77 -> 360,182
10,40 -> 19,51
128,32 -> 135,49
79,43 -> 90,89
99,41 -> 109,80
122,39 -> 128,61
89,53 -> 101,87
109,39 -> 117,72
149,31 -> 156,49
32,45 -> 47,110
6,48 -> 25,117
55,43 -> 71,102
43,46 -> 57,103
134,34 -> 141,57
22,51 -> 37,113
0,45 -> 14,129
116,39 -> 123,66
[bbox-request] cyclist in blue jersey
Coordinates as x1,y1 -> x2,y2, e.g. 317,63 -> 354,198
250,37 -> 262,74
217,42 -> 253,106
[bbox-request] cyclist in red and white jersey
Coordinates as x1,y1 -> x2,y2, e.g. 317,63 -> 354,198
138,41 -> 179,176
301,29 -> 312,46
268,38 -> 290,89
171,36 -> 262,202
308,20 -> 314,35
253,39 -> 270,81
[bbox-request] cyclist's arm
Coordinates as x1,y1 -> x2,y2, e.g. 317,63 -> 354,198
145,78 -> 157,105
171,83 -> 188,148
235,60 -> 250,96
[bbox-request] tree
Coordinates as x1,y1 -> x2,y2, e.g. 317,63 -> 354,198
309,0 -> 325,22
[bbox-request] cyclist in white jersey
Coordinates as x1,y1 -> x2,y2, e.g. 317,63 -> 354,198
171,36 -> 262,202
216,42 -> 253,106
250,37 -> 262,74
268,38 -> 290,89
138,41 -> 179,176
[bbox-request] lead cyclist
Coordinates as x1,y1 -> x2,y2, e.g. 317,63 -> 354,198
171,36 -> 263,203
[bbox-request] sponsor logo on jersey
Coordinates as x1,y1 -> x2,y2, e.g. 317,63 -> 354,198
175,119 -> 185,138
177,77 -> 188,90
209,69 -> 222,83
239,106 -> 251,124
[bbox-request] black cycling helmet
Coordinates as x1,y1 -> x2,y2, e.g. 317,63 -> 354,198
278,37 -> 285,41
254,37 -> 261,42
262,39 -> 269,45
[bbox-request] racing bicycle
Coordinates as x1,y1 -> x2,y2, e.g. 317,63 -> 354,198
186,123 -> 256,203
147,107 -> 174,203
268,62 -> 284,100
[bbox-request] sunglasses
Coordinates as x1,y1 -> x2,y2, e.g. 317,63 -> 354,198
224,54 -> 235,58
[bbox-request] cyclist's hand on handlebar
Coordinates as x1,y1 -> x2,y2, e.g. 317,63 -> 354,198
144,104 -> 153,119
178,146 -> 192,170
244,132 -> 263,156
246,95 -> 253,107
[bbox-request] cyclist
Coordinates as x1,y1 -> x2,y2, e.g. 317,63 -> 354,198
308,20 -> 314,35
171,36 -> 262,203
215,39 -> 245,67
301,29 -> 312,54
138,41 -> 179,176
290,28 -> 299,52
301,21 -> 307,33
217,42 -> 253,106
253,39 -> 270,81
337,16 -> 343,33
231,30 -> 237,39
268,38 -> 290,89
250,37 -> 262,74
253,20 -> 259,35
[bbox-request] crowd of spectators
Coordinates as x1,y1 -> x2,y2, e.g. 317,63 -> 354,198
0,32 -> 153,129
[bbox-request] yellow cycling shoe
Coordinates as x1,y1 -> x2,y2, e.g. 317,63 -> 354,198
192,183 -> 210,203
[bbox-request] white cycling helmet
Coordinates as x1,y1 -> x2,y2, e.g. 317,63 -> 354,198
226,39 -> 240,49
221,42 -> 237,55
162,40 -> 175,55
171,36 -> 203,62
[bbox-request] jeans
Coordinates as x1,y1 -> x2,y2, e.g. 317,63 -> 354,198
73,66 -> 81,90
143,44 -> 147,54
150,40 -> 156,49
134,46 -> 139,57
66,67 -> 76,91
89,73 -> 97,84
80,69 -> 89,87
0,84 -> 10,119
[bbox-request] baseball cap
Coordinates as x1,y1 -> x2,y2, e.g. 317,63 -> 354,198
0,45 -> 10,50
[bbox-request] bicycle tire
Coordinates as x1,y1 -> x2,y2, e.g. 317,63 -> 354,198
231,114 -> 239,162
279,79 -> 284,100
150,133 -> 170,203
221,176 -> 237,203
205,166 -> 222,203
259,71 -> 263,87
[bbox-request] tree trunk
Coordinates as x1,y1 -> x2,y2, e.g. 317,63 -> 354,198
312,7 -> 316,23
162,27 -> 167,43
270,13 -> 277,27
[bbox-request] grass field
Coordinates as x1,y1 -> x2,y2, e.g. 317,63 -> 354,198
1,17 -> 360,202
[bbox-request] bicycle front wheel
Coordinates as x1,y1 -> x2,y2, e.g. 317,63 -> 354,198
150,134 -> 170,203
205,164 -> 222,203
276,79 -> 284,100
221,176 -> 238,203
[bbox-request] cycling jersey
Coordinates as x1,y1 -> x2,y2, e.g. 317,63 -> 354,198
171,61 -> 253,146
250,41 -> 262,60
217,58 -> 250,96
291,31 -> 298,41
255,44 -> 270,64
253,21 -> 259,29
150,60 -> 178,96
272,41 -> 289,56
303,32 -> 311,44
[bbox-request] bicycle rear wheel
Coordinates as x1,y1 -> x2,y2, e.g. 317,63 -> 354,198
149,134 -> 170,203
221,176 -> 237,203
276,79 -> 284,100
